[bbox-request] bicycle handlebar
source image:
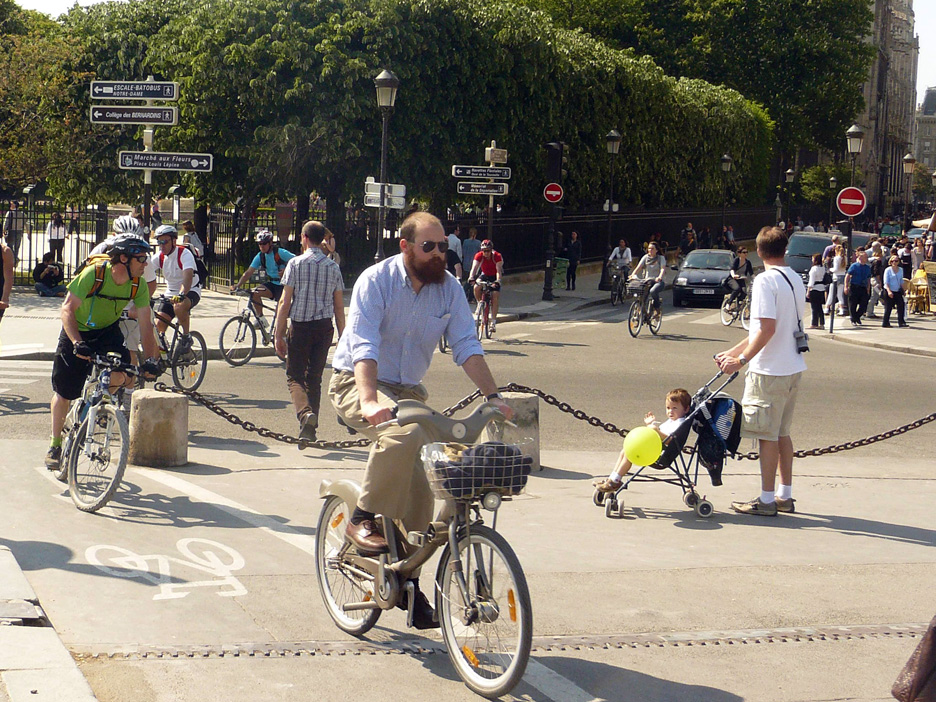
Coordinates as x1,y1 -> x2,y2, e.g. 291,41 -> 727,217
89,353 -> 141,376
375,400 -> 507,443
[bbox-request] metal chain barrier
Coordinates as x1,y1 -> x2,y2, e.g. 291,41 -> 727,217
155,381 -> 936,461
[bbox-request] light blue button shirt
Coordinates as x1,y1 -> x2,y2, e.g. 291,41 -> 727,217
883,267 -> 903,292
332,255 -> 483,385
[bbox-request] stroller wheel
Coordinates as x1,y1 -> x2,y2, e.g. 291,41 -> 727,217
593,489 -> 606,506
616,499 -> 626,518
605,499 -> 619,519
684,492 -> 700,508
695,500 -> 714,518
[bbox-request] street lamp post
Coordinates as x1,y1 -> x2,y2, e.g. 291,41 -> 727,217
720,153 -> 732,236
902,153 -> 915,234
597,129 -> 622,291
931,170 -> 936,211
373,69 -> 399,263
828,176 -> 837,230
846,124 -> 864,187
784,168 -> 795,228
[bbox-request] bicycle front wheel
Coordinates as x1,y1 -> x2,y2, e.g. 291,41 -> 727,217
219,316 -> 256,366
649,303 -> 663,335
610,280 -> 621,306
315,495 -> 381,636
484,304 -> 493,339
627,300 -> 643,337
68,403 -> 128,513
476,307 -> 485,341
719,297 -> 735,326
741,300 -> 751,331
172,330 -> 208,391
436,525 -> 532,699
439,334 -> 449,354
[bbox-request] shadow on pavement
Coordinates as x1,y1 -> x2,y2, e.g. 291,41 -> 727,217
187,431 -> 281,457
0,393 -> 48,416
204,391 -> 292,412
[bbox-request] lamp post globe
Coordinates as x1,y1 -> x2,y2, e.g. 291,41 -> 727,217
846,124 -> 863,186
373,69 -> 400,263
598,129 -> 622,291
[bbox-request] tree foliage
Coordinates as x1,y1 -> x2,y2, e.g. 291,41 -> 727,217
798,163 -> 859,205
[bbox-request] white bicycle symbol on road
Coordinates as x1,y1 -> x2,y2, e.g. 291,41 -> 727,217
85,538 -> 247,600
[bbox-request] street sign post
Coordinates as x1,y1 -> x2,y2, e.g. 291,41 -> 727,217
485,147 -> 508,163
544,183 -> 564,203
452,165 -> 511,180
118,151 -> 213,172
836,187 -> 867,217
456,182 -> 508,196
91,106 -> 177,125
91,80 -> 179,100
364,180 -> 406,198
364,194 -> 406,209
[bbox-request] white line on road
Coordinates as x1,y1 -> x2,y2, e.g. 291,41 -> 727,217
0,377 -> 44,384
136,468 -> 317,556
524,659 -> 606,702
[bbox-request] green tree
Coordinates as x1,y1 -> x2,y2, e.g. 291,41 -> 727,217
912,162 -> 934,202
798,163 -> 856,206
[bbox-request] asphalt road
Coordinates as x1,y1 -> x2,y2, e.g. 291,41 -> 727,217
2,300 -> 935,702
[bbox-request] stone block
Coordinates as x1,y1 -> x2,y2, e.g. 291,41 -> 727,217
128,389 -> 188,467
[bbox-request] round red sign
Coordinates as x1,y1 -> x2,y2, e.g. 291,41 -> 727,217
836,187 -> 867,218
544,182 -> 564,203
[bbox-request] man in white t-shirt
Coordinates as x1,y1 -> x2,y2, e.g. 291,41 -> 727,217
716,226 -> 807,516
150,224 -> 201,350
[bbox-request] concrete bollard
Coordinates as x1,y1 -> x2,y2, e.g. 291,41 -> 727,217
128,389 -> 188,467
480,391 -> 540,471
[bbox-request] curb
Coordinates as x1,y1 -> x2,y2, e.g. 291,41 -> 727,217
827,333 -> 936,359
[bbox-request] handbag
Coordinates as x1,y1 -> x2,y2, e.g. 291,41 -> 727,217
822,269 -> 833,286
893,614 -> 936,702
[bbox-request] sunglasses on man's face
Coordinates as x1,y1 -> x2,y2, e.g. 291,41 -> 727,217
132,255 -> 148,263
416,240 -> 449,253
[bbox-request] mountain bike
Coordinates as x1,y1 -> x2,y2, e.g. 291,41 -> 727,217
151,294 -> 208,391
219,288 -> 284,365
609,264 -> 629,306
473,280 -> 498,340
627,278 -> 663,337
316,400 -> 533,698
719,288 -> 751,330
55,353 -> 141,512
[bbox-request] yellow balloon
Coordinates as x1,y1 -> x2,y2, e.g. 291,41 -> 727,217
622,426 -> 663,466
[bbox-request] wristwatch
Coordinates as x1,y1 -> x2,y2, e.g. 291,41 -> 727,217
486,392 -> 504,401
738,354 -> 748,366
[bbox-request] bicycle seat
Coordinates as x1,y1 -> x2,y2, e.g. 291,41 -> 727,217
396,399 -> 504,443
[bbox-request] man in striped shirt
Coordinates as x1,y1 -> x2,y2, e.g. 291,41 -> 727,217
274,221 -> 345,442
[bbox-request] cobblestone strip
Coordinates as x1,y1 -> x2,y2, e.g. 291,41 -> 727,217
70,623 -> 927,660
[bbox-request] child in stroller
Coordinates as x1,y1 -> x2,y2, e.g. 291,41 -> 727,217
594,388 -> 691,494
593,372 -> 742,519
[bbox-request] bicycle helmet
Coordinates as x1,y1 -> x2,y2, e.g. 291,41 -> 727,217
153,224 -> 178,239
113,214 -> 142,236
481,239 -> 493,250
110,234 -> 152,257
255,229 -> 274,244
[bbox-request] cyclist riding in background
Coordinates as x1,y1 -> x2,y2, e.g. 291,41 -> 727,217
630,240 -> 666,314
468,239 -> 504,333
608,238 -> 633,275
45,234 -> 159,471
725,246 -> 754,305
150,224 -> 201,353
231,229 -> 296,331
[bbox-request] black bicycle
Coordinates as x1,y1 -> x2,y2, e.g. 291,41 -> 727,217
627,278 -> 663,337
609,264 -> 630,306
151,294 -> 208,391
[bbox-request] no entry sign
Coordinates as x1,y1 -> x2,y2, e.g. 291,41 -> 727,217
836,187 -> 867,217
544,183 -> 564,203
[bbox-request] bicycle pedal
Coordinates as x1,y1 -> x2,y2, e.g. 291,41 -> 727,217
406,530 -> 428,547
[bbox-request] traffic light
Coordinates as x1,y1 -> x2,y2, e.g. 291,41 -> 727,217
545,141 -> 568,185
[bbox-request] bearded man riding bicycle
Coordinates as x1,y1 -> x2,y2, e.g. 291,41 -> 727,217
231,229 -> 296,331
45,234 -> 160,471
468,239 -> 504,333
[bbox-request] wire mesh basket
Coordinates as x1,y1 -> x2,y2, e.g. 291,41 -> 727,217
626,278 -> 654,296
421,441 -> 534,501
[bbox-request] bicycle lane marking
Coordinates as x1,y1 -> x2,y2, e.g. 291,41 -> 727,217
134,467 -> 316,555
134,468 -> 607,702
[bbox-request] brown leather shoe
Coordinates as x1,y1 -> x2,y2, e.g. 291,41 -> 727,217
346,519 -> 389,554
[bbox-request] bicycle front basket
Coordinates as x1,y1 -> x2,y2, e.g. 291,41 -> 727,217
421,441 -> 534,500
626,278 -> 653,296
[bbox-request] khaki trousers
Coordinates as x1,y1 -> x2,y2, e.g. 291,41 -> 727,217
328,371 -> 434,533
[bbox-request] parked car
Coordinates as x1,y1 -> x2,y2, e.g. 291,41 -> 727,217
906,227 -> 927,240
672,249 -> 735,307
785,231 -> 871,285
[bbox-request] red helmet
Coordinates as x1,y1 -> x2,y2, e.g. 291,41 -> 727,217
481,240 -> 493,250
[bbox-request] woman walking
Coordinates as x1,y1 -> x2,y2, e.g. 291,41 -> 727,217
806,253 -> 826,329
827,244 -> 847,316
565,230 -> 581,290
45,212 -> 67,263
882,255 -> 908,328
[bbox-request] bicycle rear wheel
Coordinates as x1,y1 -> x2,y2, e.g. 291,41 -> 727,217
172,330 -> 208,391
627,300 -> 643,337
649,303 -> 663,335
436,524 -> 532,699
315,495 -> 381,636
219,316 -> 256,366
719,296 -> 736,326
68,403 -> 128,513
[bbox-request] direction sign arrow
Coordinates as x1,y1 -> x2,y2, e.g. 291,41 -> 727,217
363,181 -> 406,197
91,106 -> 177,125
364,194 -> 406,209
91,81 -> 179,100
118,151 -> 213,172
452,165 -> 511,180
544,182 -> 564,203
836,187 -> 867,217
456,182 -> 508,196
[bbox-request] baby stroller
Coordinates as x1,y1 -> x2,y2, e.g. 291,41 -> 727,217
593,371 -> 743,519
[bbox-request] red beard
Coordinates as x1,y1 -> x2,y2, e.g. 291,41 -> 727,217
404,245 -> 447,284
